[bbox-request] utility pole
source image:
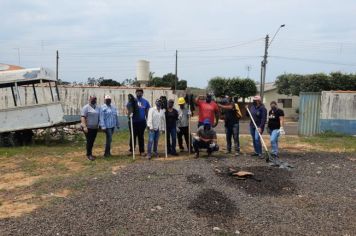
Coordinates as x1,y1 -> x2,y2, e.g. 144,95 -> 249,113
56,50 -> 59,81
55,50 -> 60,101
246,65 -> 251,78
260,34 -> 269,101
175,50 -> 178,92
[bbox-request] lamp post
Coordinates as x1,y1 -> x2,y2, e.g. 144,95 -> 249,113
260,24 -> 285,101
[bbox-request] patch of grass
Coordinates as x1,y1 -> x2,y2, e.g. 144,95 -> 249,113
300,133 -> 356,152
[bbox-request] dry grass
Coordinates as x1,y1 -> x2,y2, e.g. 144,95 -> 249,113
0,130 -> 354,219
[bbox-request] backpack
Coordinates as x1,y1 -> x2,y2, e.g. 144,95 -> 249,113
234,103 -> 242,119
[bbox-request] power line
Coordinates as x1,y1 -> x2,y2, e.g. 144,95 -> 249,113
270,56 -> 356,67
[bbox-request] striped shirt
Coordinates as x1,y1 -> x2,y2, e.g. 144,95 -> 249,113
99,104 -> 119,129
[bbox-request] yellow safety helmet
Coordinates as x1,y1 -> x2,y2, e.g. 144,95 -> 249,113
178,97 -> 186,105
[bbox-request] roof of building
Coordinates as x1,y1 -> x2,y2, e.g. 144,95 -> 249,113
256,82 -> 277,92
0,63 -> 24,71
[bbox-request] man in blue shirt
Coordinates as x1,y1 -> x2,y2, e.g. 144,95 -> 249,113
127,89 -> 150,156
100,95 -> 120,157
247,95 -> 267,158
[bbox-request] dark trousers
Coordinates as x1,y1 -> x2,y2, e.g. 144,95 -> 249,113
193,139 -> 219,154
104,127 -> 115,156
85,128 -> 98,156
166,126 -> 177,154
129,121 -> 146,153
225,123 -> 240,152
177,126 -> 192,150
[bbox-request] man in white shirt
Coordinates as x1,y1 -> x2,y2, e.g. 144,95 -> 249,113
146,99 -> 166,159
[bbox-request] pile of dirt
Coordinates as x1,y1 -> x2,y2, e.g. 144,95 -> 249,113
186,174 -> 206,184
188,188 -> 238,224
215,166 -> 297,196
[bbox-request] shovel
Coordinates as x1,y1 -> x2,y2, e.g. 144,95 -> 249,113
246,106 -> 272,162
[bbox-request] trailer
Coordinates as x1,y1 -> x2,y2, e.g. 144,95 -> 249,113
0,67 -> 73,146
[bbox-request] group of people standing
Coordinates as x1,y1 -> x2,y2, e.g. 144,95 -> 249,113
80,89 -> 285,162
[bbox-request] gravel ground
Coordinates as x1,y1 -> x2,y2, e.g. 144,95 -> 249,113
1,151 -> 355,236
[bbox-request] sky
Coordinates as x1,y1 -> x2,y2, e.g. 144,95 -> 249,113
0,0 -> 355,88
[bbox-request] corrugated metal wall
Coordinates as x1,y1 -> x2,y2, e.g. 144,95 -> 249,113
298,92 -> 321,136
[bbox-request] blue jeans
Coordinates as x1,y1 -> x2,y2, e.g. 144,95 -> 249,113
270,129 -> 280,156
166,126 -> 177,154
104,127 -> 115,156
193,139 -> 219,154
250,126 -> 262,155
225,123 -> 240,152
147,130 -> 160,156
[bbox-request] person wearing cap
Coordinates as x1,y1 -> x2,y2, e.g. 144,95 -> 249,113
267,101 -> 285,159
165,99 -> 179,156
247,95 -> 267,158
81,95 -> 100,161
195,93 -> 219,128
146,99 -> 166,159
193,118 -> 219,158
99,95 -> 120,157
218,96 -> 242,156
177,97 -> 192,152
126,88 -> 151,156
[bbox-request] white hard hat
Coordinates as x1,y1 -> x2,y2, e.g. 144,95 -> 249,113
104,95 -> 112,100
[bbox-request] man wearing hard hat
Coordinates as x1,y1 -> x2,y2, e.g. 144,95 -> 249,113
177,97 -> 192,152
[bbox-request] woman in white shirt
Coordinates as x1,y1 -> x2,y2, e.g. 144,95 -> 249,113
146,99 -> 166,159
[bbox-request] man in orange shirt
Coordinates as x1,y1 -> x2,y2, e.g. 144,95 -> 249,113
195,93 -> 220,128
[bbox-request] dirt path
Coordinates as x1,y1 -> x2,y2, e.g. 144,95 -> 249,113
0,151 -> 355,236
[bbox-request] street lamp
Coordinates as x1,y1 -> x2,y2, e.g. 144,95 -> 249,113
260,24 -> 285,101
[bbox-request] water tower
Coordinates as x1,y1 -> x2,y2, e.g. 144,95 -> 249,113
136,60 -> 150,87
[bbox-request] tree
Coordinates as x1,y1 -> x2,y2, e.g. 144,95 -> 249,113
122,78 -> 140,87
208,77 -> 257,101
275,72 -> 356,96
98,79 -> 121,86
330,72 -> 356,90
302,73 -> 330,92
177,80 -> 188,90
147,73 -> 187,90
57,79 -> 70,85
239,78 -> 257,102
87,77 -> 97,86
208,77 -> 230,97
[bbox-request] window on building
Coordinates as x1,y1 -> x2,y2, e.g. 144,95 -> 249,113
278,98 -> 292,108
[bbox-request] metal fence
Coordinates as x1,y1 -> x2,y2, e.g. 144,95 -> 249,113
298,92 -> 321,136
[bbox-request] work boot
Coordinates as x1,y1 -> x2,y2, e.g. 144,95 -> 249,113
251,153 -> 259,157
235,152 -> 240,157
225,150 -> 232,155
87,155 -> 95,161
140,152 -> 146,157
195,152 -> 199,158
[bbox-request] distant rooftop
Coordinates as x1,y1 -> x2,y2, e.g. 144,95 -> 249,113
256,82 -> 276,92
0,63 -> 24,71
